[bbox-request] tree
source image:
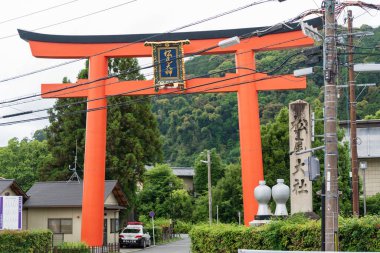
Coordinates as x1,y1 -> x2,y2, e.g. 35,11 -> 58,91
261,107 -> 290,187
193,149 -> 225,194
213,163 -> 243,223
136,164 -> 185,219
0,137 -> 52,191
42,58 -> 163,209
171,189 -> 193,221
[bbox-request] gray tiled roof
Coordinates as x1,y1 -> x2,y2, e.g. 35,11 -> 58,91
0,179 -> 13,194
24,180 -> 119,208
145,166 -> 194,177
0,179 -> 28,200
172,167 -> 195,177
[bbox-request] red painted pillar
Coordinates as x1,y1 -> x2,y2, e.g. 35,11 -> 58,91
236,50 -> 264,226
81,55 -> 108,246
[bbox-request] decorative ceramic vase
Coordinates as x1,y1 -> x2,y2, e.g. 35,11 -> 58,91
254,180 -> 271,217
272,179 -> 290,216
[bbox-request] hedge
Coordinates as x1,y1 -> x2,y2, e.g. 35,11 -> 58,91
189,215 -> 380,253
52,242 -> 89,253
0,229 -> 52,253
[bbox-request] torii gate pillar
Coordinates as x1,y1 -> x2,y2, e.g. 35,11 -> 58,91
237,50 -> 263,225
81,55 -> 108,244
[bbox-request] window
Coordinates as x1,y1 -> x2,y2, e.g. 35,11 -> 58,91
110,218 -> 119,233
48,219 -> 72,234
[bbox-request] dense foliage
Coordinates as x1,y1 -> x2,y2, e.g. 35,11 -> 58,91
0,229 -> 52,253
190,215 -> 380,253
0,137 -> 51,191
137,164 -> 191,220
41,58 -> 162,212
152,25 -> 380,165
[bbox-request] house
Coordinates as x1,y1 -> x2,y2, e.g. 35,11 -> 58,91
340,119 -> 380,196
172,167 -> 195,192
145,166 -> 195,192
0,179 -> 28,200
23,180 -> 128,245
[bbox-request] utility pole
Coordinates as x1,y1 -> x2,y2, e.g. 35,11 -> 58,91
207,150 -> 212,225
323,0 -> 339,251
347,10 -> 360,217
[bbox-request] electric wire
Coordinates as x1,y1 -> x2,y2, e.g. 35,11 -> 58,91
0,74 -> 302,126
0,50 -> 306,123
0,0 -> 276,84
0,34 -> 311,108
0,0 -> 139,40
0,0 -> 80,25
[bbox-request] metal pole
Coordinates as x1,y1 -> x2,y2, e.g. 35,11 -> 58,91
216,205 -> 219,224
363,168 -> 367,216
347,10 -> 360,217
323,0 -> 339,251
152,216 -> 155,246
207,150 -> 212,225
238,211 -> 241,225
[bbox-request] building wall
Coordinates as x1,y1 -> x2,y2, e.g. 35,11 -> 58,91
23,207 -> 119,244
0,186 -> 17,196
359,158 -> 380,196
180,177 -> 194,192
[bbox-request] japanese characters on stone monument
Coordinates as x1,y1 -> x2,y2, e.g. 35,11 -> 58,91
289,100 -> 313,214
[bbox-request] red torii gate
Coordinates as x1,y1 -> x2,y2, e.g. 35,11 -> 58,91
19,22 -> 315,246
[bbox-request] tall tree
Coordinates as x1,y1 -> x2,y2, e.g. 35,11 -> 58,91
42,58 -> 162,207
213,163 -> 243,223
136,164 -> 185,219
193,149 -> 225,194
0,137 -> 51,191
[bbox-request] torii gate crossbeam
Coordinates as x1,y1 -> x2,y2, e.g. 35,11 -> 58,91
19,21 -> 317,246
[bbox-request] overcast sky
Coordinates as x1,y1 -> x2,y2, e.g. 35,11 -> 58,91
0,0 -> 378,146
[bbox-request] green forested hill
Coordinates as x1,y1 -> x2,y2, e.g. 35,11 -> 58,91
152,25 -> 380,166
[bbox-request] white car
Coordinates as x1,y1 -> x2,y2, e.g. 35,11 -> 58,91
119,222 -> 151,248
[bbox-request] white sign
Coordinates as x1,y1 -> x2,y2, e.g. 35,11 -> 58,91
0,196 -> 22,230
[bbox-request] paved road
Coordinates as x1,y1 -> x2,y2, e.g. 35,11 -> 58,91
120,235 -> 191,253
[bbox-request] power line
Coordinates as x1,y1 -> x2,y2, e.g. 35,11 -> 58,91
0,73 -> 302,126
0,0 -> 139,40
0,34 -> 310,111
0,0 -> 80,25
0,0 -> 276,84
0,50 -> 306,122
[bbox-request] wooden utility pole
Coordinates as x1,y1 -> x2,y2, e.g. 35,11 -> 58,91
323,0 -> 339,251
347,10 -> 360,217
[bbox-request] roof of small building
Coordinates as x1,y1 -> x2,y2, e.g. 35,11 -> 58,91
145,166 -> 194,177
0,179 -> 28,200
339,120 -> 380,158
172,167 -> 195,177
24,180 -> 127,209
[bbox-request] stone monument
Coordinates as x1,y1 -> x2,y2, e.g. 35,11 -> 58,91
289,100 -> 313,214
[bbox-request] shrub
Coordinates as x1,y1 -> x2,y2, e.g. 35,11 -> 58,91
54,242 -> 90,253
189,216 -> 380,253
0,229 -> 52,253
174,220 -> 193,234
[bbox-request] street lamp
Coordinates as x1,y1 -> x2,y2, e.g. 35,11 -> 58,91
359,161 -> 367,216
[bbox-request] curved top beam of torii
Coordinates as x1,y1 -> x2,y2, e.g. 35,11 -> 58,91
18,18 -> 321,98
18,18 -> 320,246
18,17 -> 321,58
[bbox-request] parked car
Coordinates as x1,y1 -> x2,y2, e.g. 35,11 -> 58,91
119,222 -> 151,248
